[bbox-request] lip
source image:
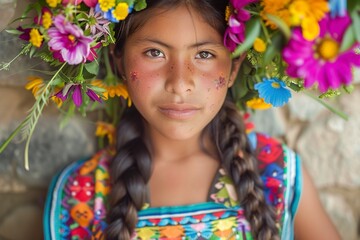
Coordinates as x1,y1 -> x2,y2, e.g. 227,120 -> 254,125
158,104 -> 201,120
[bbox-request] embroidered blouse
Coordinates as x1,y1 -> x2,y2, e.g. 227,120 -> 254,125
44,132 -> 302,239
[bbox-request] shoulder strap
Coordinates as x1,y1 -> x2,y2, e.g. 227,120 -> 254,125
44,149 -> 112,240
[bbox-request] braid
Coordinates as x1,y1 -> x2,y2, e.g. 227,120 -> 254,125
212,99 -> 280,240
105,108 -> 152,240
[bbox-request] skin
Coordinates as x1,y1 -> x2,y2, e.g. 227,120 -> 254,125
117,4 -> 341,240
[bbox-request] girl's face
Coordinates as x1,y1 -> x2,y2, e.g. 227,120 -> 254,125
121,5 -> 240,141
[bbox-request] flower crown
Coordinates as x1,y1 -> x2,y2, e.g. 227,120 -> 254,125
1,0 -> 359,168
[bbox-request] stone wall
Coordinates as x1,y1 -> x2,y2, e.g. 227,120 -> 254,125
1,4 -> 360,240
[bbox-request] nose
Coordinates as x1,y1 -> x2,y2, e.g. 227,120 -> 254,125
165,58 -> 195,94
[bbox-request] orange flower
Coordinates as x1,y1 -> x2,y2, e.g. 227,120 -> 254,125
25,76 -> 44,97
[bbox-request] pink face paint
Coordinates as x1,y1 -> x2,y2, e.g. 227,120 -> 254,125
130,71 -> 138,81
214,76 -> 226,90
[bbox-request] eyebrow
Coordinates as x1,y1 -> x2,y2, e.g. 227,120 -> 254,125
135,37 -> 224,49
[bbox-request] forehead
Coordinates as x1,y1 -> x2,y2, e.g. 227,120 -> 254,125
127,4 -> 223,47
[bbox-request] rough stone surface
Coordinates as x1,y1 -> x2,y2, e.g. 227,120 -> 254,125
288,92 -> 327,122
319,191 -> 358,240
249,107 -> 287,137
297,87 -> 360,188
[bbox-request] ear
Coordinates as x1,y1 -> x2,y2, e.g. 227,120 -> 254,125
228,53 -> 246,88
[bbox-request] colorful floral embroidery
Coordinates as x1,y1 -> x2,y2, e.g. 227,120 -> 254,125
46,133 -> 293,239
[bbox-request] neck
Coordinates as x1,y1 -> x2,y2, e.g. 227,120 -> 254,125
144,126 -> 217,163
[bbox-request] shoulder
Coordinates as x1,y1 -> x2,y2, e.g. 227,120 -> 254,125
43,149 -> 113,240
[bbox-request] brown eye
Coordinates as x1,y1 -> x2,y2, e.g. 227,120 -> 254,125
145,49 -> 164,58
196,51 -> 214,59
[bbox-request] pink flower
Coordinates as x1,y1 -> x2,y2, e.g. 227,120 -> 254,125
87,42 -> 102,62
48,15 -> 93,65
62,0 -> 97,7
282,14 -> 360,92
224,0 -> 258,52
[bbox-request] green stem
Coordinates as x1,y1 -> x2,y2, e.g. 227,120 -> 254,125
103,48 -> 115,84
260,20 -> 271,44
0,121 -> 26,153
305,92 -> 349,121
0,44 -> 31,71
75,63 -> 85,83
23,62 -> 67,170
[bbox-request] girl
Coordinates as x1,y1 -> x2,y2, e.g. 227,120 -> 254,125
44,0 -> 341,239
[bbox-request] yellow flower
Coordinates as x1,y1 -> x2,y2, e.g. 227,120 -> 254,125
301,17 -> 320,41
46,0 -> 60,8
288,0 -> 328,40
253,38 -> 266,53
29,29 -> 43,48
91,80 -> 132,106
261,0 -> 292,29
289,0 -> 310,25
225,5 -> 231,22
99,0 -> 115,12
42,11 -> 52,29
25,76 -> 44,97
113,2 -> 129,21
261,0 -> 328,34
246,98 -> 272,110
95,121 -> 116,145
51,95 -> 63,108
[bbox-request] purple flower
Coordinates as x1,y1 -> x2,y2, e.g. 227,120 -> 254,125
54,84 -> 82,107
17,26 -> 30,41
224,15 -> 246,52
86,88 -> 101,102
48,15 -> 93,65
282,14 -> 360,93
54,84 -> 101,107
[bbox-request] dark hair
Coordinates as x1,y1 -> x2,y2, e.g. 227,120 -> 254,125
106,1 -> 279,239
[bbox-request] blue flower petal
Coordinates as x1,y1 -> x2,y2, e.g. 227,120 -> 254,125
254,78 -> 291,107
329,0 -> 347,18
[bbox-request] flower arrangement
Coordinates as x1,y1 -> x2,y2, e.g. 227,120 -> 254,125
226,0 -> 360,112
0,0 -> 359,168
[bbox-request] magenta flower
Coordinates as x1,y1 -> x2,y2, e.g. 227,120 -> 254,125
48,15 -> 93,65
62,0 -> 97,7
55,84 -> 101,107
17,26 -> 30,41
282,14 -> 360,92
224,0 -> 258,52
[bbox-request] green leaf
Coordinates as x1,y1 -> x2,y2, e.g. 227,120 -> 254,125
5,29 -> 23,35
232,17 -> 261,58
350,5 -> 360,42
343,84 -> 354,94
263,31 -> 284,64
134,0 -> 147,11
339,25 -> 356,52
84,60 -> 100,76
88,85 -> 107,93
265,14 -> 291,40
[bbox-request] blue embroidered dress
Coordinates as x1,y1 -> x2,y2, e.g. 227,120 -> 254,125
44,132 -> 302,239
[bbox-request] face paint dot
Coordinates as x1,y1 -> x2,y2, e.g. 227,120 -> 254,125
130,71 -> 138,81
214,76 -> 226,90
